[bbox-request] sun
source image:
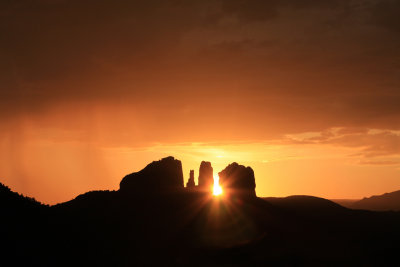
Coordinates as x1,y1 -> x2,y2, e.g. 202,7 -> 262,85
213,174 -> 223,196
213,184 -> 223,196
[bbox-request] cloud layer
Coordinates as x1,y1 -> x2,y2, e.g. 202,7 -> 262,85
1,0 -> 399,136
1,0 -> 400,203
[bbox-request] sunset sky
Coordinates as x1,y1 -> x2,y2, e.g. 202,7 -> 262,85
1,0 -> 399,204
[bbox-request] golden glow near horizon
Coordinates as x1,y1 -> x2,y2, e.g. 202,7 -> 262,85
1,136 -> 400,204
1,128 -> 400,204
213,174 -> 223,196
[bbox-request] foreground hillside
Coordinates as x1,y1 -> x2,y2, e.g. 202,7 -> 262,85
1,157 -> 400,266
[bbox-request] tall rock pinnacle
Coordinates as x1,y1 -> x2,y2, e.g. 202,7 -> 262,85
198,161 -> 213,190
186,170 -> 195,188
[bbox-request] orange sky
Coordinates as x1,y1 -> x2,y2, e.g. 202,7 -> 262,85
1,0 -> 400,204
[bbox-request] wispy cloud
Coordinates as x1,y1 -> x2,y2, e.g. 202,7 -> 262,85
284,127 -> 400,163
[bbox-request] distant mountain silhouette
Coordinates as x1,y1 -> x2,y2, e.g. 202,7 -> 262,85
330,198 -> 359,208
349,190 -> 400,211
263,195 -> 347,212
1,157 -> 400,266
263,195 -> 355,223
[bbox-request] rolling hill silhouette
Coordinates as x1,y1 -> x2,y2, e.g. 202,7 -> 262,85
349,190 -> 400,211
1,156 -> 400,266
263,195 -> 348,214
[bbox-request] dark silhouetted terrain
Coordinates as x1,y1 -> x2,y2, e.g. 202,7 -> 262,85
348,190 -> 400,211
331,190 -> 400,211
1,157 -> 400,266
330,198 -> 359,209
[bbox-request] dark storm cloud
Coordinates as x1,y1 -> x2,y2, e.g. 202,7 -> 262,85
220,0 -> 347,22
1,0 -> 399,139
370,0 -> 400,32
0,1 -> 204,80
0,0 -> 355,87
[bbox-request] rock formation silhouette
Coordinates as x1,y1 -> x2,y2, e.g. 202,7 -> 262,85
198,161 -> 213,190
219,162 -> 256,197
186,170 -> 196,188
119,156 -> 184,194
2,156 -> 400,266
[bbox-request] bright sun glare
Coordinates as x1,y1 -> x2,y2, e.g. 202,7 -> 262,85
213,174 -> 223,196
